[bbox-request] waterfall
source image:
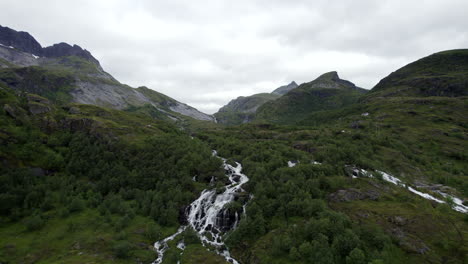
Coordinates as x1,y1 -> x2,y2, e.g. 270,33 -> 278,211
153,150 -> 249,264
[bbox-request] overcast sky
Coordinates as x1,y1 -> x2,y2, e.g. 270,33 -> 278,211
2,0 -> 468,113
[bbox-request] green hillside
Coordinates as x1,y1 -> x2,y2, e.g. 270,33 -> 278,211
0,28 -> 467,264
255,72 -> 367,124
215,93 -> 280,125
369,49 -> 468,98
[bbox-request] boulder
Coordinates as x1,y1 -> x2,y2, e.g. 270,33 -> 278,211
26,93 -> 50,105
68,106 -> 81,114
3,104 -> 20,119
28,102 -> 51,115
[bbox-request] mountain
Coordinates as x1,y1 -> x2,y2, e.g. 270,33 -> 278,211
214,81 -> 299,125
0,25 -> 214,122
0,25 -> 467,264
214,93 -> 280,125
0,25 -> 43,55
254,71 -> 367,124
271,81 -> 298,95
368,49 -> 468,98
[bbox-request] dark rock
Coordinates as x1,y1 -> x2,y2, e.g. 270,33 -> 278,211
388,216 -> 407,226
293,142 -> 316,153
179,206 -> 188,225
68,106 -> 81,114
271,81 -> 299,95
72,242 -> 81,250
0,25 -> 43,55
216,208 -> 239,232
1,25 -> 100,65
40,116 -> 58,133
28,102 -> 51,115
232,175 -> 241,183
350,120 -> 364,129
390,227 -> 430,254
26,94 -> 50,105
3,104 -> 20,119
42,42 -> 99,64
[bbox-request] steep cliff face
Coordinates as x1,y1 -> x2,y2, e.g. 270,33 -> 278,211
42,43 -> 100,65
0,25 -> 43,56
271,81 -> 298,95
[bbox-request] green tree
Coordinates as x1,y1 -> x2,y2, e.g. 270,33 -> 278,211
346,248 -> 366,264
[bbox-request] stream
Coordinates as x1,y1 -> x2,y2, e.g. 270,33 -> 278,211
153,151 -> 249,264
350,168 -> 468,213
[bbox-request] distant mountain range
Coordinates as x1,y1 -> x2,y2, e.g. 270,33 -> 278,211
0,25 -> 215,122
214,82 -> 297,125
215,71 -> 366,125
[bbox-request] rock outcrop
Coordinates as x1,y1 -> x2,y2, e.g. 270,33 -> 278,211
0,25 -> 99,64
0,25 -> 43,55
271,81 -> 299,95
42,43 -> 99,65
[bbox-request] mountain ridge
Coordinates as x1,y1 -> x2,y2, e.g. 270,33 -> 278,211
254,71 -> 367,124
368,49 -> 468,98
0,25 -> 215,122
214,81 -> 299,125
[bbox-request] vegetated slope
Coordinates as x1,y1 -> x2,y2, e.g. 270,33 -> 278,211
1,23 -> 467,264
0,25 -> 215,122
368,49 -> 468,98
0,84 -> 228,263
214,81 -> 298,125
271,81 -> 298,95
214,93 -> 280,125
197,51 -> 468,264
255,71 -> 367,124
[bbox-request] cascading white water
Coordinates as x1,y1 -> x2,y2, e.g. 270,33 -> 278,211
153,150 -> 249,264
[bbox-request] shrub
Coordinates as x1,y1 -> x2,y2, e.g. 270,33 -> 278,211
25,214 -> 45,231
113,240 -> 132,258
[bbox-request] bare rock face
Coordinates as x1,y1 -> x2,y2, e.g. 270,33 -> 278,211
26,94 -> 51,115
0,25 -> 43,55
0,45 -> 40,67
169,102 -> 215,122
3,104 -> 20,119
27,94 -> 50,105
28,102 -> 51,115
271,81 -> 299,95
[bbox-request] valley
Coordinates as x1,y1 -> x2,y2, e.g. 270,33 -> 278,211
0,25 -> 467,264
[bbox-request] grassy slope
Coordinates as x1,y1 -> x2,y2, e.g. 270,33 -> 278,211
254,72 -> 367,125
369,49 -> 468,98
0,86 -> 227,264
215,93 -> 280,125
198,118 -> 467,263
255,87 -> 365,124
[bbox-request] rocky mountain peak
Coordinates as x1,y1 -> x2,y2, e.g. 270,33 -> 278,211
308,71 -> 362,91
316,71 -> 340,81
271,81 -> 299,95
0,25 -> 99,64
42,42 -> 99,65
0,25 -> 43,55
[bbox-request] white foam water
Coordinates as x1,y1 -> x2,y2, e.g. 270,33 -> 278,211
153,150 -> 249,264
